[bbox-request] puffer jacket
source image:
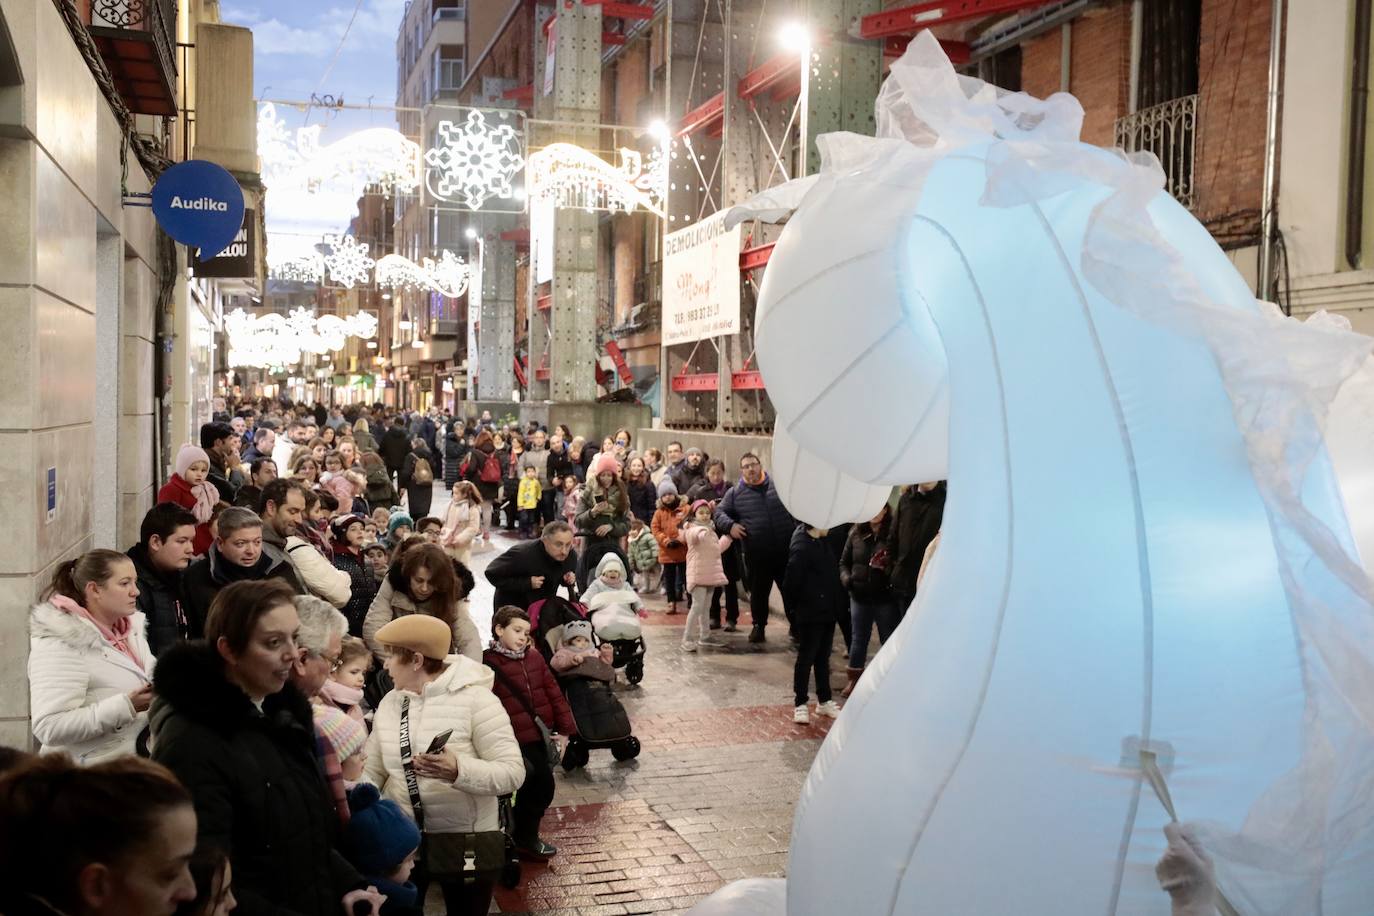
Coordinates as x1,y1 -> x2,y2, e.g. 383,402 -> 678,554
440,497 -> 482,567
363,463 -> 398,509
181,543 -> 305,639
783,526 -> 847,625
127,542 -> 187,656
627,527 -> 659,572
443,432 -> 467,488
28,601 -> 153,764
285,533 -> 351,608
840,518 -> 895,601
625,475 -> 658,523
685,524 -> 732,591
150,642 -> 361,916
651,500 -> 688,564
362,656 -> 524,833
331,547 -> 379,637
361,572 -> 482,663
574,481 -> 632,540
481,648 -> 577,743
713,473 -> 797,560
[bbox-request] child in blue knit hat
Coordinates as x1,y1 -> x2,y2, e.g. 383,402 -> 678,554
344,784 -> 423,916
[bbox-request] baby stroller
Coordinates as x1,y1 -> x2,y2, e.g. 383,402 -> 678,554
530,592 -> 646,685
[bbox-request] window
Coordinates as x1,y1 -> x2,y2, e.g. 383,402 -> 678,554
978,46 -> 1021,93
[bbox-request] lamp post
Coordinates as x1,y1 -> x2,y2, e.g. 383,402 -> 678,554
779,23 -> 812,178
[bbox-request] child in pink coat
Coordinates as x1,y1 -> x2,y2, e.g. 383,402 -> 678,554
682,499 -> 731,651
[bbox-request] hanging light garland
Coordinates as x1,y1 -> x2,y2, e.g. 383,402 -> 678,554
524,142 -> 667,216
375,250 -> 471,298
224,307 -> 379,368
258,103 -> 421,197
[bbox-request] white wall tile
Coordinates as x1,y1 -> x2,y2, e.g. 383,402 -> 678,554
0,137 -> 34,288
33,0 -> 97,197
36,289 -> 96,428
0,285 -> 35,429
35,151 -> 96,311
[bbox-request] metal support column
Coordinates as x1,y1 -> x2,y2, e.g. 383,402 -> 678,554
476,216 -> 517,400
803,0 -> 882,175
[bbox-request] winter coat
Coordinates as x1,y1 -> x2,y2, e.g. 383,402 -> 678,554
462,442 -> 502,501
627,527 -> 659,573
550,643 -> 615,672
713,473 -> 797,561
443,432 -> 467,488
625,475 -> 658,523
481,648 -> 577,743
484,538 -> 579,612
352,428 -> 378,453
363,463 -> 398,509
519,446 -> 553,488
331,547 -> 379,637
546,446 -> 574,486
840,518 -> 896,601
150,642 -> 361,916
651,500 -> 689,564
670,460 -> 707,500
440,497 -> 482,567
28,602 -> 153,764
684,477 -> 728,505
889,482 -> 946,598
156,473 -> 214,556
401,447 -> 437,517
285,533 -> 352,608
380,426 -> 411,471
517,477 -> 541,511
685,524 -> 733,591
783,527 -> 847,625
361,656 -> 524,833
574,481 -> 632,540
181,543 -> 305,639
234,483 -> 263,510
127,542 -> 187,656
361,570 -> 482,664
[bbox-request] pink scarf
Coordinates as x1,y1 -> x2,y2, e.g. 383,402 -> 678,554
319,678 -> 364,718
49,594 -> 144,672
177,473 -> 217,524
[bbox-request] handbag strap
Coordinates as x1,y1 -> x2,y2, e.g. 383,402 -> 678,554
399,695 -> 425,831
484,659 -> 551,732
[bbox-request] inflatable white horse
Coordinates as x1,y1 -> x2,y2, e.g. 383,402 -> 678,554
693,32 -> 1374,916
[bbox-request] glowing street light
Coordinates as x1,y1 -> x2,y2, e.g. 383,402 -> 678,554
465,227 -> 478,240
777,21 -> 811,53
646,119 -> 671,144
777,22 -> 812,178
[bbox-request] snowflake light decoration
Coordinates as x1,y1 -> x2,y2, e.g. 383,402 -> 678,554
323,234 -> 375,289
424,110 -> 525,209
223,308 -> 379,368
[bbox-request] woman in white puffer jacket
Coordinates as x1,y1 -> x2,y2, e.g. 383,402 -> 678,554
363,614 -> 523,913
28,549 -> 155,764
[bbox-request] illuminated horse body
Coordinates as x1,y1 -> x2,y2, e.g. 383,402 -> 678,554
699,33 -> 1374,916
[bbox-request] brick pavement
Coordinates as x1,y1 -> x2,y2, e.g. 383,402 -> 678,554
433,489 -> 846,916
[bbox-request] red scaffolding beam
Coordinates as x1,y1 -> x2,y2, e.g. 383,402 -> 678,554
583,1 -> 655,19
859,0 -> 1055,38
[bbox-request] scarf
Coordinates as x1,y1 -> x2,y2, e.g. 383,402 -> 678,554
488,639 -> 526,660
49,594 -> 144,671
179,473 -> 217,524
319,678 -> 364,708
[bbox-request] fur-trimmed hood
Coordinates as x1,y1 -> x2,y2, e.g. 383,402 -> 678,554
150,639 -> 315,740
30,601 -> 147,656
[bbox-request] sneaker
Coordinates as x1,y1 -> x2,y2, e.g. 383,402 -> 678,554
748,625 -> 765,643
723,623 -> 738,633
815,700 -> 841,719
709,621 -> 721,630
681,641 -> 698,652
793,705 -> 810,724
515,838 -> 558,861
698,636 -> 726,648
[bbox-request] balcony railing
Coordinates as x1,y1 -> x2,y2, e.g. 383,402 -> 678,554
434,6 -> 466,22
80,0 -> 177,116
1114,94 -> 1198,209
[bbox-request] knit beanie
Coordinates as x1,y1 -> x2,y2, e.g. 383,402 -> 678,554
388,512 -> 414,535
313,704 -> 367,762
175,444 -> 211,477
330,513 -> 366,542
656,477 -> 678,499
689,499 -> 712,517
562,619 -> 594,647
344,783 -> 422,877
590,452 -> 620,478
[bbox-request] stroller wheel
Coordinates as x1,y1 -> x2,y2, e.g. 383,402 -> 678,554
561,738 -> 589,771
626,658 -> 644,685
612,736 -> 641,761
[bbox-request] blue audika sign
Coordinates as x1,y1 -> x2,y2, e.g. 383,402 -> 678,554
151,160 -> 245,258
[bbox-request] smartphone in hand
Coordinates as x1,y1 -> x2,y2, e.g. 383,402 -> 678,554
425,729 -> 454,754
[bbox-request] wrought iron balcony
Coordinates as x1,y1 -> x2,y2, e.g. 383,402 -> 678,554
80,0 -> 178,116
1114,94 -> 1198,209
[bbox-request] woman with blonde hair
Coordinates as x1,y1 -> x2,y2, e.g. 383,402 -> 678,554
352,416 -> 378,452
289,450 -> 321,487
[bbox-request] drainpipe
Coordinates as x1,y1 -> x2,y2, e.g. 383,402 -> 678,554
1259,0 -> 1287,299
1345,0 -> 1372,272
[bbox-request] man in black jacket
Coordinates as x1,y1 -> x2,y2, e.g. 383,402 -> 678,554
181,506 -> 305,637
128,502 -> 198,656
379,416 -> 412,483
888,481 -> 946,614
714,453 -> 798,643
485,520 -> 579,613
199,421 -> 239,504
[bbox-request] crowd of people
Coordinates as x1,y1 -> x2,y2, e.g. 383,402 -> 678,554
0,397 -> 1217,915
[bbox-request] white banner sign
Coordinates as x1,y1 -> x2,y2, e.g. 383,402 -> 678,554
543,19 -> 556,96
662,212 -> 742,346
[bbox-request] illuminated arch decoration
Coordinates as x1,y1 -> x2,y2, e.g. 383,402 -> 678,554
424,109 -> 526,209
224,307 -> 379,369
258,103 -> 422,196
525,142 -> 666,217
375,250 -> 471,298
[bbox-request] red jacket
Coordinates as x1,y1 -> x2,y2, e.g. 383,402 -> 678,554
156,474 -> 214,556
482,647 -> 577,743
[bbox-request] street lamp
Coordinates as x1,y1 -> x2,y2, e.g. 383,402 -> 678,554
778,22 -> 812,178
646,119 -> 671,144
464,227 -> 478,240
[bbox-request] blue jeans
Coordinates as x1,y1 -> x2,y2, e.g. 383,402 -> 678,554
849,595 -> 900,668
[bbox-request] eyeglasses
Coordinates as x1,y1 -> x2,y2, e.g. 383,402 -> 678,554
310,649 -> 341,670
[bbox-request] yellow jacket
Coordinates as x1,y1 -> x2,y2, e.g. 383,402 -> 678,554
517,477 -> 542,510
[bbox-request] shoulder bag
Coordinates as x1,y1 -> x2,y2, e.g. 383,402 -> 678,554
484,660 -> 563,770
399,695 -> 505,883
